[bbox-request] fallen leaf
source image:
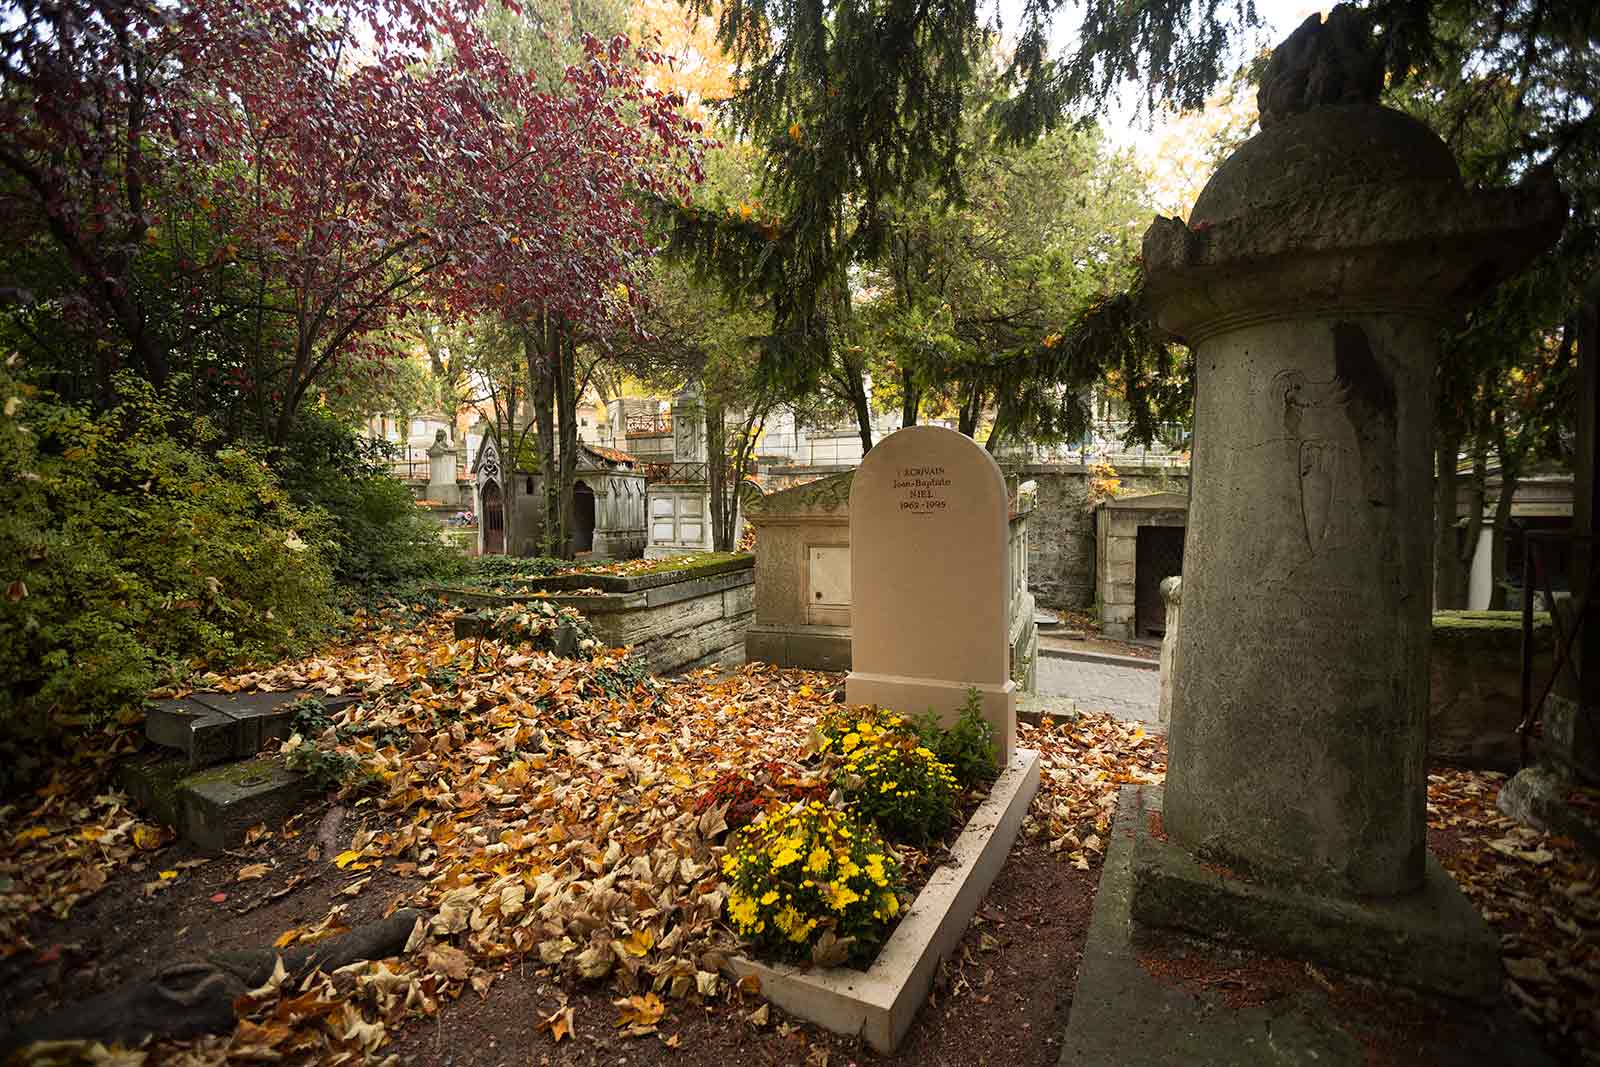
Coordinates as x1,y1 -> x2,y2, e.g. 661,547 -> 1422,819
536,1006 -> 575,1043
237,863 -> 270,881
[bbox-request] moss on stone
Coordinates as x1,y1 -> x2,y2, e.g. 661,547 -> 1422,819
749,471 -> 854,515
1432,610 -> 1552,647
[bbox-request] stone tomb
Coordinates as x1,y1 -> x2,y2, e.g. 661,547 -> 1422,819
846,425 -> 1017,763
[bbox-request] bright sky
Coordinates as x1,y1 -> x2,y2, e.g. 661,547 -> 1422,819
982,0 -> 1326,151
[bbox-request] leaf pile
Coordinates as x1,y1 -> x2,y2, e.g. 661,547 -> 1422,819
0,717 -> 171,958
1019,717 -> 1165,870
1428,767 -> 1600,1064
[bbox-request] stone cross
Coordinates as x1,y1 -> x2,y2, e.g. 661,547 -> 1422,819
845,426 -> 1017,763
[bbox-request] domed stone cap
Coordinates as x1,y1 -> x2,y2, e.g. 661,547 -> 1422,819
1140,3 -> 1568,342
1189,105 -> 1460,228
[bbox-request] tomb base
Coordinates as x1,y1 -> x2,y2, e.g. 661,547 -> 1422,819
1128,786 -> 1502,1004
845,672 -> 1016,764
1060,785 -> 1550,1066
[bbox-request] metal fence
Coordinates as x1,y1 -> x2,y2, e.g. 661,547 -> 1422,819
382,446 -> 469,482
1000,422 -> 1192,469
625,413 -> 673,435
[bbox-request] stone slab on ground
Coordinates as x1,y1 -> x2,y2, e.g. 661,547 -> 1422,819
729,748 -> 1041,1053
1059,785 -> 1553,1067
145,690 -> 358,768
179,758 -> 321,852
1499,765 -> 1600,861
1130,785 -> 1502,1004
1017,693 -> 1080,728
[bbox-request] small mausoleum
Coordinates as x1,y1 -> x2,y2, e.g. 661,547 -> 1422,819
472,435 -> 646,558
644,381 -> 746,558
1095,490 -> 1187,640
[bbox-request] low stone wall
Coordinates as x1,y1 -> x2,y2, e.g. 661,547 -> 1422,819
1430,610 -> 1552,770
435,555 -> 755,675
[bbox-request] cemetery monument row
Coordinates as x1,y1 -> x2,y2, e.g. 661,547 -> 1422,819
1130,2 -> 1567,991
846,425 -> 1017,763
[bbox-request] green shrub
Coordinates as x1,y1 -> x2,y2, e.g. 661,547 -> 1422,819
0,371 -> 336,786
722,802 -> 903,966
911,689 -> 998,789
272,408 -> 464,591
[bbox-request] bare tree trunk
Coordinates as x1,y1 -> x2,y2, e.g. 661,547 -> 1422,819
527,316 -> 559,558
900,366 -> 920,429
707,401 -> 731,551
556,325 -> 580,558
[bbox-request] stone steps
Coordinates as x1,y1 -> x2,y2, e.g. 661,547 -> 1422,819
128,689 -> 358,850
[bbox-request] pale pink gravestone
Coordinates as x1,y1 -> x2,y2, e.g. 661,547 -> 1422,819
845,425 -> 1016,763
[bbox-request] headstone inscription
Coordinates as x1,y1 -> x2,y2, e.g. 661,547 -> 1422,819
845,426 -> 1016,763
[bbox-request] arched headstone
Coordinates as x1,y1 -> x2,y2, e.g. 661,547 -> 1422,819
845,426 -> 1016,762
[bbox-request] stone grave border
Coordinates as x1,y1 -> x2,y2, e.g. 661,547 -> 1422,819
727,747 -> 1040,1053
431,553 -> 756,675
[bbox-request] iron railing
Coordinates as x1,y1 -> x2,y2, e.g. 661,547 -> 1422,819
1519,531 -> 1598,765
383,446 -> 467,483
626,413 -> 673,435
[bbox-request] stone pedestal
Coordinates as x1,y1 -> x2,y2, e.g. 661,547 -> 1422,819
426,429 -> 457,507
1156,576 -> 1181,728
1144,100 -> 1565,901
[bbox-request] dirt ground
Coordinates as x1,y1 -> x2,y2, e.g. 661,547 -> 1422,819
1,795 -> 1099,1067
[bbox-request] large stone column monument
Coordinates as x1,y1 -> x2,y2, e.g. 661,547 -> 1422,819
1130,5 -> 1566,994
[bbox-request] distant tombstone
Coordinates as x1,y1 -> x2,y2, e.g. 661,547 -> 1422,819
845,426 -> 1016,763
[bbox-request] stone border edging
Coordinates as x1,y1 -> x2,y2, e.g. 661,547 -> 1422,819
1038,646 -> 1160,672
727,748 -> 1042,1052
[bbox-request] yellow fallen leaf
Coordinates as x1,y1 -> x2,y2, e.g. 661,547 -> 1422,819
13,827 -> 49,845
273,929 -> 300,949
237,863 -> 270,881
334,850 -> 363,869
131,825 -> 164,850
159,870 -> 178,881
622,928 -> 655,957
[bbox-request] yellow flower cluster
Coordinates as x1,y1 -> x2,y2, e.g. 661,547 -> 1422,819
721,801 -> 902,964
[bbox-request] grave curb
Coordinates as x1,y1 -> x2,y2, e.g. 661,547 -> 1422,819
727,747 -> 1041,1053
1037,646 -> 1160,672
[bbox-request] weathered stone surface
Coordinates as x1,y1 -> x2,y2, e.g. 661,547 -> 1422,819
145,690 -> 357,768
846,426 -> 1017,763
1498,764 -> 1600,860
179,759 -> 320,852
145,701 -> 238,769
1157,576 -> 1182,727
1060,786 -> 1551,1067
1429,611 -> 1552,770
745,623 -> 852,672
1021,466 -> 1189,610
1129,787 -> 1502,1003
1150,89 -> 1563,897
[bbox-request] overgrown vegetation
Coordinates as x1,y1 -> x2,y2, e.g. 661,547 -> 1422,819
0,373 -> 334,734
0,368 -> 463,792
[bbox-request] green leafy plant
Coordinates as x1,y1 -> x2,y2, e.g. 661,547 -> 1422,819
0,370 -> 336,789
272,409 -> 465,593
282,735 -> 360,791
721,802 -> 903,966
911,689 -> 998,789
833,726 -> 958,845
